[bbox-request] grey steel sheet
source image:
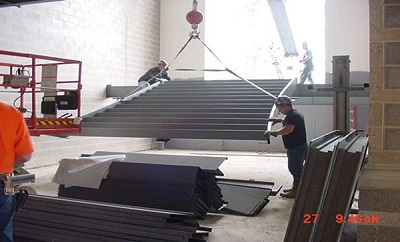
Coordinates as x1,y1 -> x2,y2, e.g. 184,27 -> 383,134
217,183 -> 272,216
14,195 -> 208,242
311,132 -> 368,242
284,131 -> 345,242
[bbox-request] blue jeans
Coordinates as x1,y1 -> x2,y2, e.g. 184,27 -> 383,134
286,143 -> 308,187
299,64 -> 313,84
0,182 -> 15,242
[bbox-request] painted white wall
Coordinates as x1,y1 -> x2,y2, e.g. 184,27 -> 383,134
325,0 -> 370,73
160,0 -> 205,79
0,0 -> 160,168
160,0 -> 369,83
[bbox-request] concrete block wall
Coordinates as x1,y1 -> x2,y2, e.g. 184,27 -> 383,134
358,0 -> 400,241
0,0 -> 162,168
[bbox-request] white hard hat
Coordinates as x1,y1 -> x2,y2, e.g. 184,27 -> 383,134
158,60 -> 168,66
274,95 -> 294,106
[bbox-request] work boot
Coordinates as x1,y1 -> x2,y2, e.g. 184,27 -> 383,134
283,187 -> 292,193
280,186 -> 298,199
283,182 -> 295,193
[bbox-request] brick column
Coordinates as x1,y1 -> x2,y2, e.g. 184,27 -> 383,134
357,0 -> 400,241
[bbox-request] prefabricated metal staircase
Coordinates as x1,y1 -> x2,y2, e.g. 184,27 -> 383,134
80,79 -> 294,140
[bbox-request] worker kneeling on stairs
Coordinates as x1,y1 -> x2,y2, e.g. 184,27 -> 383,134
264,95 -> 308,198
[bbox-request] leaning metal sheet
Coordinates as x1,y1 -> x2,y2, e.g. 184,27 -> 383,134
284,131 -> 345,242
310,132 -> 368,242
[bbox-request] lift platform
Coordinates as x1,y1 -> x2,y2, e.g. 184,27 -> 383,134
0,49 -> 82,136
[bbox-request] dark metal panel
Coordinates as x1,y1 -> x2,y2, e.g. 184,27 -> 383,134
15,215 -> 187,242
284,131 -> 369,242
284,131 -> 345,242
217,178 -> 281,195
14,195 -> 208,242
311,133 -> 368,242
217,183 -> 272,216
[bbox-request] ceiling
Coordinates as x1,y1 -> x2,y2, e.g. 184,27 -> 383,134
0,0 -> 64,8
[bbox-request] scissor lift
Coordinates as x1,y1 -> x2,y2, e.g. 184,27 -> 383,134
0,49 -> 82,136
1,49 -> 83,192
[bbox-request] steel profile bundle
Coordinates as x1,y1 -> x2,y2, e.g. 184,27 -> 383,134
58,151 -> 227,220
284,131 -> 368,242
284,131 -> 345,241
310,131 -> 368,242
14,195 -> 210,242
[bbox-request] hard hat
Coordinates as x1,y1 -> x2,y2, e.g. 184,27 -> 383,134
274,95 -> 294,107
158,60 -> 168,66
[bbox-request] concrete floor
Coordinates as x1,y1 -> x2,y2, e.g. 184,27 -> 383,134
26,149 -> 294,242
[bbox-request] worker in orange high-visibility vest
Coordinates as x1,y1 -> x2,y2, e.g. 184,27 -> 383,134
0,102 -> 34,242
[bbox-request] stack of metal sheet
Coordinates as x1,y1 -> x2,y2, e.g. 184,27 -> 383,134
14,195 -> 210,242
58,151 -> 227,220
284,130 -> 368,242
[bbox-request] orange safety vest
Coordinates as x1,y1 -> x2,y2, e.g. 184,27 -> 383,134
0,102 -> 34,173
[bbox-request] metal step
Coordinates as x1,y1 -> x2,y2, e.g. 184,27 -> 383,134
139,92 -> 277,97
95,112 -> 269,119
107,107 -> 271,114
126,99 -> 274,104
116,103 -> 272,109
82,122 -> 266,130
80,127 -> 267,140
84,117 -> 268,124
135,95 -> 275,100
150,87 -> 284,92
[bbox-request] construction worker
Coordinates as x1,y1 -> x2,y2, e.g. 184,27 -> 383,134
0,102 -> 34,242
138,60 -> 171,86
264,95 -> 308,198
299,42 -> 314,85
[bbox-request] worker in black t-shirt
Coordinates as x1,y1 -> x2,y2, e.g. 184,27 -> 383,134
264,95 -> 308,198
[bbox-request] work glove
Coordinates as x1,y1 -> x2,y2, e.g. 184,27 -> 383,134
264,130 -> 278,138
267,117 -> 283,126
